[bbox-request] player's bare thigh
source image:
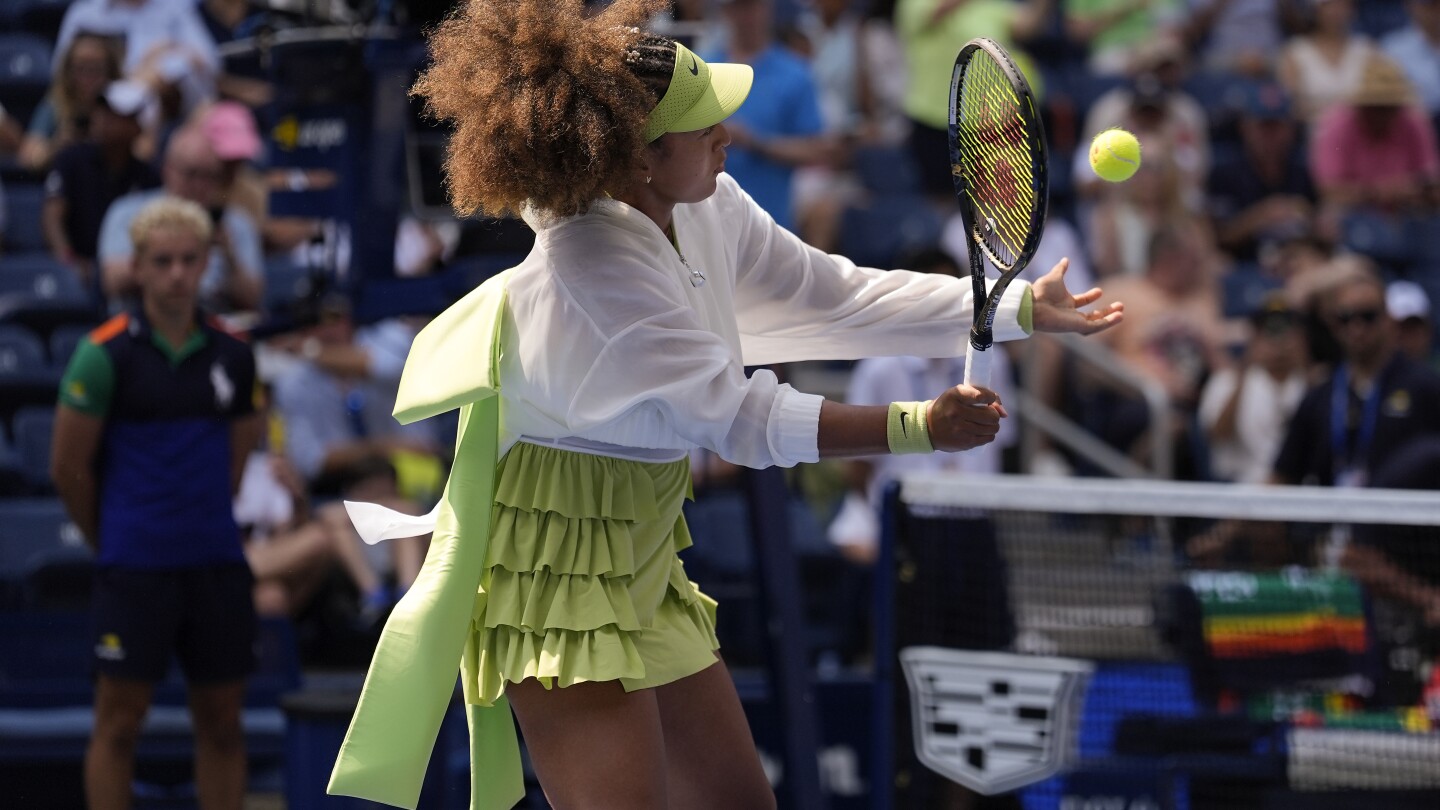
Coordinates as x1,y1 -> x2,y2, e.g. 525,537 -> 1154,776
505,677 -> 667,810
654,659 -> 776,810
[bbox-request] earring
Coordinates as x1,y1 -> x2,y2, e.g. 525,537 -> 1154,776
645,175 -> 652,184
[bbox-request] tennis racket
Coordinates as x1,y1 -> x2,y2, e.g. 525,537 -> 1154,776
949,38 -> 1049,388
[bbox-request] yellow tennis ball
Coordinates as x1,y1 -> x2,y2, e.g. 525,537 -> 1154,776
1090,128 -> 1142,182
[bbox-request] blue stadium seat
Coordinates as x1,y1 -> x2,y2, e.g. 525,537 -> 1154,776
12,0 -> 73,42
1356,0 -> 1411,39
836,195 -> 944,270
11,406 -> 54,490
0,432 -> 23,498
0,498 -> 77,585
1222,263 -> 1285,319
0,324 -> 46,375
0,252 -> 87,301
1,181 -> 46,254
1342,210 -> 1418,274
0,33 -> 53,127
47,322 -> 90,368
851,145 -> 922,197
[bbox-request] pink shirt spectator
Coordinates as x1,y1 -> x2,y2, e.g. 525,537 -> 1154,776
1309,105 -> 1440,192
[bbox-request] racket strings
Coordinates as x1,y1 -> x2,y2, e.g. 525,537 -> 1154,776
954,56 -> 1038,269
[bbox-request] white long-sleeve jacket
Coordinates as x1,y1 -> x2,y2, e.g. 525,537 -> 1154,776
497,173 -> 1032,469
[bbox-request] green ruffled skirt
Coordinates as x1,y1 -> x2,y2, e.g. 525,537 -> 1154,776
464,441 -> 720,703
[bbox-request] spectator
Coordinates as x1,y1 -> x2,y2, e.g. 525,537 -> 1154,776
1278,0 -> 1377,122
1088,220 -> 1228,476
1308,55 -> 1440,222
265,294 -> 436,599
702,0 -> 833,231
1386,279 -> 1435,367
1198,293 -> 1309,483
49,196 -> 262,810
1073,37 -> 1211,214
1087,139 -> 1192,277
790,0 -> 910,249
18,32 -> 123,173
1064,0 -> 1186,76
1182,0 -> 1300,77
197,0 -> 266,44
98,125 -> 264,313
197,100 -> 268,245
196,0 -> 274,108
796,0 -> 909,147
235,448 -> 410,625
895,0 -> 1053,207
1272,261 -> 1440,487
1206,81 -> 1315,264
42,80 -> 160,289
1381,0 -> 1440,123
55,0 -> 221,134
0,105 -> 20,157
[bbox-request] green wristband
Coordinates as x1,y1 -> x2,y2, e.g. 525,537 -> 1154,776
887,400 -> 934,455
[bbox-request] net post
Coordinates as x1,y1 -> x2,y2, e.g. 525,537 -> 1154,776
743,466 -> 829,810
869,481 -> 903,810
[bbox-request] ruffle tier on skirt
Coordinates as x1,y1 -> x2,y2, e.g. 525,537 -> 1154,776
463,441 -> 720,705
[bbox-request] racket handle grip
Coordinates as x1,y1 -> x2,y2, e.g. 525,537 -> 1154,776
964,342 -> 992,389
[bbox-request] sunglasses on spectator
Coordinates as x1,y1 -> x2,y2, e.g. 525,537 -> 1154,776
1333,308 -> 1382,326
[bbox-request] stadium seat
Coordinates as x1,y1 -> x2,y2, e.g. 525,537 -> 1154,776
47,322 -> 90,369
850,145 -> 922,197
13,0 -> 72,42
0,324 -> 46,375
0,498 -> 77,586
0,33 -> 53,127
1221,263 -> 1285,319
11,406 -> 54,491
0,252 -> 87,302
0,322 -> 61,436
0,432 -> 24,498
1356,0 -> 1411,39
1341,210 -> 1415,273
1,182 -> 46,254
836,195 -> 944,270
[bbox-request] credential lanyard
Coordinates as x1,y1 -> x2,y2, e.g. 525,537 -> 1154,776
1330,363 -> 1382,483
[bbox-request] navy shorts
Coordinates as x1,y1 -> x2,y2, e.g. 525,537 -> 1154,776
91,563 -> 257,684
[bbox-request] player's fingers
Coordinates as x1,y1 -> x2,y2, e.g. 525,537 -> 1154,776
1079,302 -> 1125,333
956,384 -> 999,405
1071,287 -> 1104,306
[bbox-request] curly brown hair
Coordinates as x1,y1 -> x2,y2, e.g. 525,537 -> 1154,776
412,0 -> 679,219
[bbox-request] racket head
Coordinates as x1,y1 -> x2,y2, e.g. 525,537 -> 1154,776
949,38 -> 1049,344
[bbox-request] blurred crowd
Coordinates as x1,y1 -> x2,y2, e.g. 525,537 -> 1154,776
4,0 -> 1440,664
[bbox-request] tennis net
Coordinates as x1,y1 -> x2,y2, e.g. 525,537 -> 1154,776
877,474 -> 1440,810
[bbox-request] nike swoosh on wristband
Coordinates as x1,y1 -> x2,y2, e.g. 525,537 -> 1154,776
689,56 -> 699,76
900,411 -> 909,437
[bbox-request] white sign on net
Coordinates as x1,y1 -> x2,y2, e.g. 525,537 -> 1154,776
900,647 -> 1093,795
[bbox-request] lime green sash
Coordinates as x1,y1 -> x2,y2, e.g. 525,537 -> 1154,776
326,271 -> 526,810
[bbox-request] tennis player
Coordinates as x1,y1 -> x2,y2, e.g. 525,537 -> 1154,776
327,2 -> 1123,809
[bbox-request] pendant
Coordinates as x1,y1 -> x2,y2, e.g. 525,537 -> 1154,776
679,254 -> 706,288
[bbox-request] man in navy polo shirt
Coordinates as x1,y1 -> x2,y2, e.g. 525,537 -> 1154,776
51,196 -> 262,810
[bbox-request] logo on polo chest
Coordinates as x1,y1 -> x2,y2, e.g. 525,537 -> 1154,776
211,362 -> 235,410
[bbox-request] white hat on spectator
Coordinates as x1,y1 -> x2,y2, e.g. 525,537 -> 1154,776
1387,280 -> 1432,323
101,80 -> 149,117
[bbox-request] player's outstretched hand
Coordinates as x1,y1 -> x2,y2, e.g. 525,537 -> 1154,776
1031,258 -> 1124,336
929,385 -> 1008,452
